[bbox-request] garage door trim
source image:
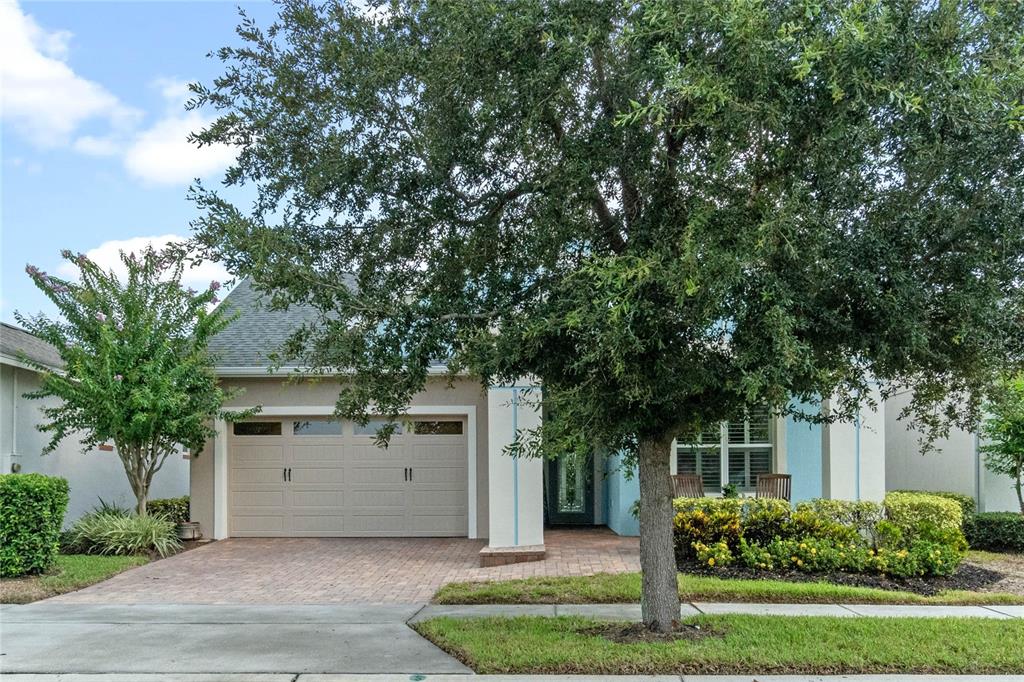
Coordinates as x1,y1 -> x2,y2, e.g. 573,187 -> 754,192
212,405 -> 478,539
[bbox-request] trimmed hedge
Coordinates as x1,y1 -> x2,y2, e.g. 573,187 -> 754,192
0,474 -> 70,577
148,496 -> 189,525
965,512 -> 1024,553
674,492 -> 969,578
892,489 -> 976,520
883,491 -> 963,536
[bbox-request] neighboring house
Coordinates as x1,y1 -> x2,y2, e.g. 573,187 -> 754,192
0,323 -> 189,523
190,279 -> 891,564
885,389 -> 1020,512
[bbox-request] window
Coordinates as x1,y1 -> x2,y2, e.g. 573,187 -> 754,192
353,419 -> 404,436
233,421 -> 282,436
676,406 -> 773,492
293,419 -> 344,436
412,420 -> 463,435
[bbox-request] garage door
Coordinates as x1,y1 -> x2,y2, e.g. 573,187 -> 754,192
228,416 -> 468,537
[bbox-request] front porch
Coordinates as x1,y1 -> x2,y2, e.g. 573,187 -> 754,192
483,384 -> 887,562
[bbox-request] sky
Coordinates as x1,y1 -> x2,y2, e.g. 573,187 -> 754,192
1,0 -> 280,325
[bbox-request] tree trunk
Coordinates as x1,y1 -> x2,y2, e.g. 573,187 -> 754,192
637,434 -> 679,632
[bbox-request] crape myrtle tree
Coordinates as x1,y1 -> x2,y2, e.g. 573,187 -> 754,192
17,248 -> 244,515
189,0 -> 1024,630
982,373 -> 1024,514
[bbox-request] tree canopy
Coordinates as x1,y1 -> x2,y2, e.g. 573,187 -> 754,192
982,372 -> 1024,514
18,248 -> 242,514
189,0 -> 1024,629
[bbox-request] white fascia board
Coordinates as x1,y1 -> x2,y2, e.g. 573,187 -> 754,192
215,364 -> 459,377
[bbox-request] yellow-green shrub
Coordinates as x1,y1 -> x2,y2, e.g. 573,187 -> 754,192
884,492 -> 963,536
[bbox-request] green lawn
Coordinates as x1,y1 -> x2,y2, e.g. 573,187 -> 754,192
0,554 -> 149,604
414,614 -> 1024,674
434,571 -> 1022,605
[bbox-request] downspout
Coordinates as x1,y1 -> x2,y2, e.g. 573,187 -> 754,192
512,387 -> 519,546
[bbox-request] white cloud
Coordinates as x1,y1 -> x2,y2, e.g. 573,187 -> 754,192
56,234 -> 231,291
0,2 -> 141,147
72,135 -> 121,157
121,79 -> 237,186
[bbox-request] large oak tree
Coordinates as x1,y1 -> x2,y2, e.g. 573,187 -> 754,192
190,0 -> 1024,630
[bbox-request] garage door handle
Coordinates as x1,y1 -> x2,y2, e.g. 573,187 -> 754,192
287,468 -> 292,482
283,468 -> 287,481
409,467 -> 413,481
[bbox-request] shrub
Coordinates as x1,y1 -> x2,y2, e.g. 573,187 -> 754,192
66,511 -> 181,557
739,499 -> 792,546
797,499 -> 883,535
965,512 -> 1024,552
0,474 -> 70,577
893,490 -> 976,520
673,506 -> 741,561
783,510 -> 859,545
693,540 -> 733,568
884,491 -> 963,537
148,496 -> 190,525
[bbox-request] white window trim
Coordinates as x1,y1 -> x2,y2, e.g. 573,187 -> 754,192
213,404 -> 478,540
672,415 -> 778,493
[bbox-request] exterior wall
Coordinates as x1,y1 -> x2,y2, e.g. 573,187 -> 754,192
785,406 -> 823,502
821,387 -> 886,502
885,390 -> 1020,513
1,364 -> 189,524
189,374 -> 491,538
604,450 -> 639,536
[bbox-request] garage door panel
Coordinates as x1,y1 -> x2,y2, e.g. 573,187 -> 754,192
348,466 -> 407,484
290,489 -> 344,508
232,490 -> 285,507
349,489 -> 405,507
292,514 -> 346,533
233,445 -> 284,464
232,515 -> 286,533
229,416 -> 467,537
290,444 -> 346,464
290,467 -> 346,484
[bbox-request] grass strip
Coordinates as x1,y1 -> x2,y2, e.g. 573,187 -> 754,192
414,614 -> 1024,674
0,554 -> 149,604
434,571 -> 1021,605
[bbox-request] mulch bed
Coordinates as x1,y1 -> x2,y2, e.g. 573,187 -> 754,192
680,561 -> 1006,596
578,621 -> 724,644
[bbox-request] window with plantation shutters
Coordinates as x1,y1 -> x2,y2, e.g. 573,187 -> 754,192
676,406 -> 774,492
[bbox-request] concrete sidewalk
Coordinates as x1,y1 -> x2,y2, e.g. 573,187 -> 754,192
411,601 -> 1024,621
2,674 -> 1023,681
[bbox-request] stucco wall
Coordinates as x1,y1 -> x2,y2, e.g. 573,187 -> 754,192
604,450 -> 640,536
189,374 -> 491,538
1,364 -> 189,524
885,390 -> 1019,512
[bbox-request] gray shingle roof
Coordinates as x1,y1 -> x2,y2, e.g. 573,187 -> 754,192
0,323 -> 64,370
208,278 -> 322,369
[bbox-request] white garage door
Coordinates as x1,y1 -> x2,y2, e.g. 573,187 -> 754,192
228,416 -> 468,537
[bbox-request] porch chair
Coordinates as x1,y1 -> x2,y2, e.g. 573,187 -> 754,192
756,473 -> 792,501
671,474 -> 704,498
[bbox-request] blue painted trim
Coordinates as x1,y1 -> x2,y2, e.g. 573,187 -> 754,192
854,410 -> 861,501
512,387 -> 519,546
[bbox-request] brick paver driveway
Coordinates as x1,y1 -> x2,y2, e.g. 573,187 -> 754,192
51,528 -> 639,604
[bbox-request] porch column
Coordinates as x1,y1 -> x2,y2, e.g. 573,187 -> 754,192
481,383 -> 545,566
821,385 -> 885,502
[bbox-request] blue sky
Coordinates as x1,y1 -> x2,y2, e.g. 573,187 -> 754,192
1,0 -> 279,324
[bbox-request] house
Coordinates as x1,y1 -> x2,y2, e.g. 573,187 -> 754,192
0,323 -> 189,523
885,388 -> 1020,512
189,279 -> 891,565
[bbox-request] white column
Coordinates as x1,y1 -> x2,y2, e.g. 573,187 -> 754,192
213,417 -> 229,539
822,385 -> 885,502
487,383 -> 544,548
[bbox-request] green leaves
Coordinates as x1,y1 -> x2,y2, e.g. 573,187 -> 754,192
188,0 -> 1023,464
17,247 -> 242,513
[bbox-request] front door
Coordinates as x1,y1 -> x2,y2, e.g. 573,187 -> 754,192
546,453 -> 594,525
